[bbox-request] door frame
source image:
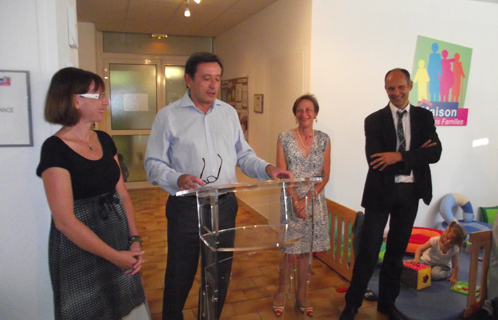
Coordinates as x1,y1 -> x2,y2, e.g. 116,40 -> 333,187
101,53 -> 188,189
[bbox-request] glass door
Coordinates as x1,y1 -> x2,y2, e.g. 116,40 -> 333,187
102,54 -> 188,189
165,65 -> 187,106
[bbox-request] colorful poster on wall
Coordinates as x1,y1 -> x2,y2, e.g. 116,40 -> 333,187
411,36 -> 472,126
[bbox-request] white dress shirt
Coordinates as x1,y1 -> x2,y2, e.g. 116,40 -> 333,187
144,91 -> 271,195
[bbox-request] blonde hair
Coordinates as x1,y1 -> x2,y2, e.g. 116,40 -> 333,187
442,221 -> 467,247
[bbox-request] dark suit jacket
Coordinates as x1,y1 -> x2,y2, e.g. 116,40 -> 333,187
361,104 -> 442,210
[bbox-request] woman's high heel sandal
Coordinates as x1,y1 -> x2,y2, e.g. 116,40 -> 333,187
298,305 -> 314,317
272,305 -> 284,317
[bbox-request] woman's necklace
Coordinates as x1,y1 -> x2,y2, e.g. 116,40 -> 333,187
297,128 -> 313,149
71,131 -> 94,150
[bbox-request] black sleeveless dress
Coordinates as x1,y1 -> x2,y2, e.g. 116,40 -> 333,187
36,130 -> 145,320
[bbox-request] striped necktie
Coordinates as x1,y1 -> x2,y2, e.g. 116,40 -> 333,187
397,110 -> 407,152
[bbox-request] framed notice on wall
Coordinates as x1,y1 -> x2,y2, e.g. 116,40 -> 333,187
0,70 -> 33,147
254,94 -> 264,113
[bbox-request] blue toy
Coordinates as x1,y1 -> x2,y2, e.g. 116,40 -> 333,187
437,193 -> 492,234
439,193 -> 474,223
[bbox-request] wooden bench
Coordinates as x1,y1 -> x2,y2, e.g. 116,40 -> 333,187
464,229 -> 493,318
315,199 -> 358,281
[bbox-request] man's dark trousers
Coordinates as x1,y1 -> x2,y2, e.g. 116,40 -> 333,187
345,183 -> 419,311
162,193 -> 237,320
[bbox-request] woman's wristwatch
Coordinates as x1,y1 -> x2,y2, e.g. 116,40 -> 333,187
128,235 -> 143,246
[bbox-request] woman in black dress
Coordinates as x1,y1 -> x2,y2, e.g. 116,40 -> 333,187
36,67 -> 148,320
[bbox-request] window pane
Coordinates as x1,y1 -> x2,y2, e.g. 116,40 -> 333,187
113,135 -> 149,182
109,64 -> 157,130
165,65 -> 187,105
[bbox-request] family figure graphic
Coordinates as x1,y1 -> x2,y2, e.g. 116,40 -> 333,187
413,42 -> 467,104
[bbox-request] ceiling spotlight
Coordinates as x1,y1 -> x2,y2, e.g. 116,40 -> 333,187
151,34 -> 168,40
194,0 -> 201,3
184,0 -> 191,17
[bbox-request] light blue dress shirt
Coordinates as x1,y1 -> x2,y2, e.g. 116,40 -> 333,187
144,91 -> 271,195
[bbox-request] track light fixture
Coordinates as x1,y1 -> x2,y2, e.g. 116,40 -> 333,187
184,0 -> 191,17
151,34 -> 168,40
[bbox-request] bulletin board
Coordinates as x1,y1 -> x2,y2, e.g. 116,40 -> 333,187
221,77 -> 248,141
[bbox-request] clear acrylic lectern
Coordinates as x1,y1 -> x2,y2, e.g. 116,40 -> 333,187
176,177 -> 321,319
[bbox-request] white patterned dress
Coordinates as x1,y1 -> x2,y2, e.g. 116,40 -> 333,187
279,130 -> 330,254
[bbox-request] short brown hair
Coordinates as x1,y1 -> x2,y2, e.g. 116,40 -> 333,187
184,52 -> 223,80
385,68 -> 411,84
292,94 -> 320,116
44,67 -> 105,126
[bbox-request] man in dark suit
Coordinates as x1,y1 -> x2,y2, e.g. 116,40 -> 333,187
340,68 -> 442,320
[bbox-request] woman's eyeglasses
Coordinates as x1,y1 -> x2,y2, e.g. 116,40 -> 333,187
78,93 -> 106,99
199,154 -> 222,185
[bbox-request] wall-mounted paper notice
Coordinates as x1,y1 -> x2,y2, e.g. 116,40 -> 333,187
123,93 -> 149,112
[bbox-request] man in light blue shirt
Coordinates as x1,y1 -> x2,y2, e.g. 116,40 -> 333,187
144,52 -> 292,320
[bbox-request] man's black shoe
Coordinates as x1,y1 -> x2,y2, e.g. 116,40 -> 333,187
364,288 -> 377,301
377,305 -> 405,320
339,306 -> 357,320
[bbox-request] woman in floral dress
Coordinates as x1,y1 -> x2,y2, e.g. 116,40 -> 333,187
272,94 -> 331,317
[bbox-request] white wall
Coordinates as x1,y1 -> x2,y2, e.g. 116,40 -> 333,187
78,22 -> 97,73
214,0 -> 312,222
0,0 -> 78,319
310,0 -> 498,227
215,0 -> 312,166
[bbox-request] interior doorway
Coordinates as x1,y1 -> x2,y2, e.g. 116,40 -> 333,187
100,54 -> 188,189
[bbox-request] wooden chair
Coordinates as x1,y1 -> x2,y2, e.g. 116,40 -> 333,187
464,229 -> 493,318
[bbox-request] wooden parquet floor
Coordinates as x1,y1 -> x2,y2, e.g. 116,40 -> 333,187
130,188 -> 383,320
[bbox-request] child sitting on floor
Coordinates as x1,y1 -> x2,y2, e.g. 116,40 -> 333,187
409,221 -> 467,284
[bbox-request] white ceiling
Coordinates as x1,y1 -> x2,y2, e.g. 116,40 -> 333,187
473,0 -> 498,3
77,0 -> 278,37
